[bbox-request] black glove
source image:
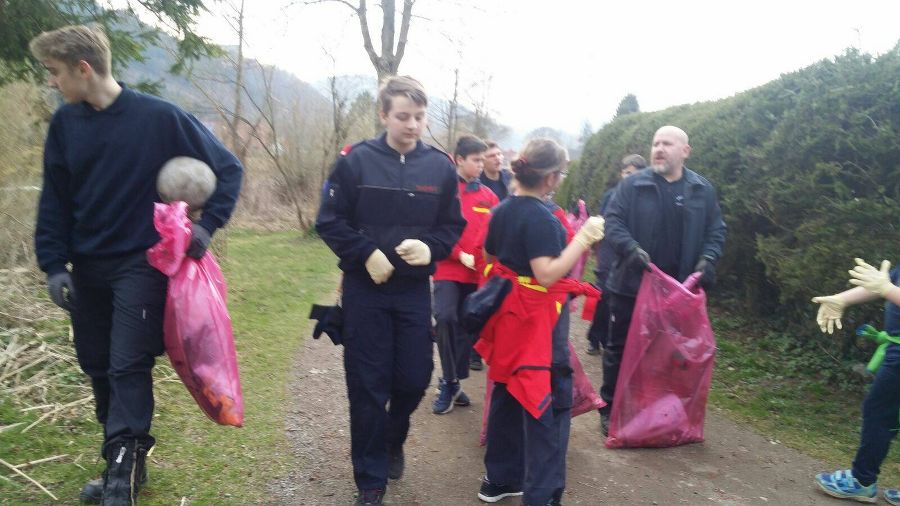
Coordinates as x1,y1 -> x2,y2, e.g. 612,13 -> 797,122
693,257 -> 716,289
186,223 -> 213,259
48,272 -> 76,311
627,246 -> 651,271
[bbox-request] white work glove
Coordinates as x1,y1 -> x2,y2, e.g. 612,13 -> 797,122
459,252 -> 476,270
573,216 -> 605,249
395,239 -> 431,266
810,294 -> 846,334
365,249 -> 394,284
849,258 -> 895,297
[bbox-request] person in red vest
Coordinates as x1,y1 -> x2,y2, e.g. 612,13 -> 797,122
432,135 -> 500,414
474,139 -> 605,505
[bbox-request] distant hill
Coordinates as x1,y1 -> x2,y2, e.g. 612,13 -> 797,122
114,12 -> 328,124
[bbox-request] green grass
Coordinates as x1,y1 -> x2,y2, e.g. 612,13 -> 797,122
0,230 -> 339,504
709,307 -> 900,486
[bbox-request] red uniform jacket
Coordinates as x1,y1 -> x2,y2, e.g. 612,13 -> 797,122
474,263 -> 600,419
434,179 -> 499,284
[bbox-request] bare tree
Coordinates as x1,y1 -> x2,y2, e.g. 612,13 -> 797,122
298,0 -> 415,84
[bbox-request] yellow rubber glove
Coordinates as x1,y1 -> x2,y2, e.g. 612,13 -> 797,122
365,249 -> 394,284
573,216 -> 605,249
810,294 -> 846,334
395,239 -> 431,266
849,258 -> 894,296
459,252 -> 476,270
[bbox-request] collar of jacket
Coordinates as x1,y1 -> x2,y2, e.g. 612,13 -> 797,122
74,82 -> 134,117
459,175 -> 482,192
365,132 -> 428,159
632,166 -> 708,196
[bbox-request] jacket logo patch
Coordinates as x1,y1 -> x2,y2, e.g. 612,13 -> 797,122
415,184 -> 438,193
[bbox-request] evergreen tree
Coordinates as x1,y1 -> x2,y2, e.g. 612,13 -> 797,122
614,93 -> 639,117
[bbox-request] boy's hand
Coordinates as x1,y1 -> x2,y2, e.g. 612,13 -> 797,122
849,258 -> 894,297
48,272 -> 76,312
365,249 -> 394,284
186,224 -> 212,259
811,294 -> 846,334
459,252 -> 475,270
395,239 -> 431,266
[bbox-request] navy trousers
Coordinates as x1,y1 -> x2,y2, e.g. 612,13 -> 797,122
600,292 -> 636,413
483,302 -> 572,505
70,251 -> 167,455
433,280 -> 476,382
342,272 -> 434,491
853,343 -> 900,486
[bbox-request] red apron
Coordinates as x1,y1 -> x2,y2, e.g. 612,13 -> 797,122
474,264 -> 600,419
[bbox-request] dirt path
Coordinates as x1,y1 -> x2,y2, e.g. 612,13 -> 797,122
269,303 -> 836,505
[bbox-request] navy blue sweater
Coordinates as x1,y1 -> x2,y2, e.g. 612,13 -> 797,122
35,85 -> 243,275
315,134 -> 465,279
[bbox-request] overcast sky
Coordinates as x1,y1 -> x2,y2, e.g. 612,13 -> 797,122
192,0 -> 900,136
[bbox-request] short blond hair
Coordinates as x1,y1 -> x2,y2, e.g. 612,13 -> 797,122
378,75 -> 428,114
29,25 -> 112,76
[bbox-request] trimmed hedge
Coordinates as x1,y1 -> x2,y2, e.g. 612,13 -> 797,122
561,45 -> 900,358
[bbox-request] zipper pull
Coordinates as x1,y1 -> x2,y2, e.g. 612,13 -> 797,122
116,446 -> 126,464
400,154 -> 406,165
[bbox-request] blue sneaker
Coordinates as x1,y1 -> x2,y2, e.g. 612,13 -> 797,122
432,379 -> 460,414
885,488 -> 900,505
814,469 -> 877,503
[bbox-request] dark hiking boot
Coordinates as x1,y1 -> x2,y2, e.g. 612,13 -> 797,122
600,412 -> 610,437
432,378 -> 461,414
586,343 -> 602,356
454,390 -> 471,407
470,354 -> 484,371
388,446 -> 404,480
80,478 -> 104,504
477,476 -> 522,503
82,445 -> 148,504
354,489 -> 384,505
101,439 -> 144,505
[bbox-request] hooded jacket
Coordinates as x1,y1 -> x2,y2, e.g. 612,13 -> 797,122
316,134 -> 466,279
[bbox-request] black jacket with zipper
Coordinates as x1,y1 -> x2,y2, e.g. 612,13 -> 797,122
315,133 -> 465,279
604,167 -> 727,297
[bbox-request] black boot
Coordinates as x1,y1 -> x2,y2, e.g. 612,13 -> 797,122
101,439 -> 145,505
81,444 -> 149,504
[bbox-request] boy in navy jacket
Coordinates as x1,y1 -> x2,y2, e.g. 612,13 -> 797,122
316,76 -> 465,505
30,25 -> 243,505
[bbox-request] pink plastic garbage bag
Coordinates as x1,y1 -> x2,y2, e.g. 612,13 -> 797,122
147,201 -> 244,427
605,264 -> 715,448
565,199 -> 590,282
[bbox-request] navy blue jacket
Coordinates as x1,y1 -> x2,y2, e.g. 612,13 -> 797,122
479,169 -> 513,200
604,167 -> 727,297
35,85 -> 244,275
316,134 -> 465,279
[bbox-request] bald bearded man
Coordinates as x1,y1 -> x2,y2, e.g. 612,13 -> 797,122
598,125 -> 727,436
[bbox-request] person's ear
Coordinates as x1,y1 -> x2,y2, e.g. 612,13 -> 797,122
76,60 -> 92,77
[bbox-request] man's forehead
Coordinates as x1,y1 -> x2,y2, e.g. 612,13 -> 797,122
653,126 -> 688,144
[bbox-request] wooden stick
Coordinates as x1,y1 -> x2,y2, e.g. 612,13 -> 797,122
0,422 -> 24,433
22,396 -> 92,433
0,355 -> 49,382
13,454 -> 68,469
0,457 -> 58,501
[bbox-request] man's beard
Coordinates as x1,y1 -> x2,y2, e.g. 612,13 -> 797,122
652,161 -> 672,174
